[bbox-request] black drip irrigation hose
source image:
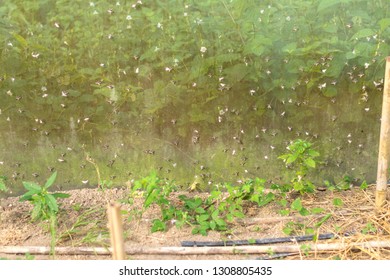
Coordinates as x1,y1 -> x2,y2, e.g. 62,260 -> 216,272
181,232 -> 353,247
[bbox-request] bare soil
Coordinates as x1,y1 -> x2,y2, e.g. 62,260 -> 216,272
1,185 -> 390,260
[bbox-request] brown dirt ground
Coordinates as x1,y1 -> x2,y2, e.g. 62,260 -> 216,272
1,185 -> 390,260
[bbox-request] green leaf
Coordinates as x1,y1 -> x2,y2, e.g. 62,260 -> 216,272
278,154 -> 289,161
315,214 -> 332,227
304,158 -> 316,168
22,182 -> 42,192
291,198 -> 302,211
323,87 -> 338,97
45,194 -> 59,213
299,207 -> 310,216
379,18 -> 390,32
0,177 -> 8,192
186,197 -> 202,209
283,226 -> 293,235
317,0 -> 352,12
325,57 -> 346,78
333,198 -> 343,207
282,42 -> 297,54
243,37 -> 272,56
350,29 -> 376,40
244,41 -> 265,56
215,218 -> 226,227
223,64 -> 249,83
286,154 -> 298,165
345,51 -> 357,60
279,199 -> 288,207
44,171 -> 57,189
211,210 -> 220,220
31,203 -> 43,221
305,228 -> 315,235
360,181 -> 368,190
151,219 -> 166,232
226,213 -> 233,222
19,191 -> 37,202
250,194 -> 259,203
0,183 -> 6,192
311,207 -> 325,214
279,209 -> 290,216
195,207 -> 206,214
51,193 -> 70,199
144,190 -> 158,208
257,193 -> 275,207
322,23 -> 338,34
12,33 -> 28,48
232,211 -> 245,219
307,150 -> 320,157
209,220 -> 216,230
197,214 -> 210,223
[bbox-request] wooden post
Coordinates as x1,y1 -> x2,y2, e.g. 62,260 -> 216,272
376,56 -> 390,209
107,202 -> 126,260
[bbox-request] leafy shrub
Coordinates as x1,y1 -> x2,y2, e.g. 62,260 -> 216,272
278,139 -> 320,194
1,0 -> 389,133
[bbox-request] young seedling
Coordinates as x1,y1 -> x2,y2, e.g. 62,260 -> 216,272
19,171 -> 69,221
278,139 -> 320,194
19,171 -> 70,256
0,175 -> 8,193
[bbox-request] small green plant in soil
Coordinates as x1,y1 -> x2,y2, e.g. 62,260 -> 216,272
282,214 -> 331,241
179,178 -> 277,235
332,198 -> 344,207
179,187 -> 238,235
324,176 -> 369,191
281,197 -> 330,236
125,173 -> 276,235
0,175 -> 8,193
125,172 -> 188,232
99,180 -> 113,192
361,223 -> 377,234
324,176 -> 354,191
283,221 -> 313,236
19,171 -> 70,255
300,244 -> 312,257
359,181 -> 369,190
278,139 -> 320,194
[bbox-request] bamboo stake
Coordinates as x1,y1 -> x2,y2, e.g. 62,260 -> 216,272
107,202 -> 125,260
376,56 -> 390,209
1,240 -> 389,256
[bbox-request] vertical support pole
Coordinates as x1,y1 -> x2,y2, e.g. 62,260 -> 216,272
376,57 -> 390,209
107,202 -> 126,260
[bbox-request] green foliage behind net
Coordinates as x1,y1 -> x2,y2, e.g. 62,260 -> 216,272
0,0 -> 389,192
